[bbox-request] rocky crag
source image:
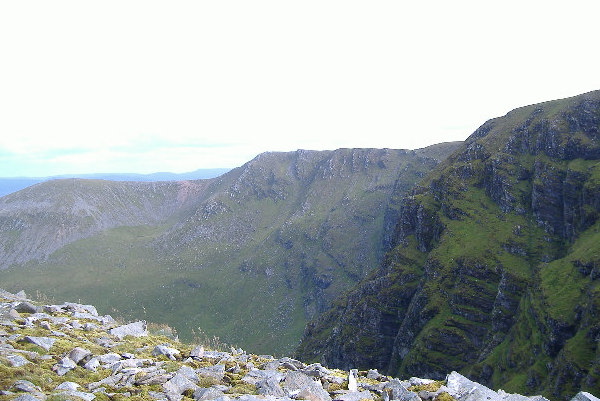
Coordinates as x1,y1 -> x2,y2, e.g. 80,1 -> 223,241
296,90 -> 600,399
1,289 -> 596,401
0,146 -> 460,355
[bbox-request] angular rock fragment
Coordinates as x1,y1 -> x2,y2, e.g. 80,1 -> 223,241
55,382 -> 80,391
197,364 -> 226,381
284,371 -> 332,401
20,336 -> 56,351
193,387 -> 227,401
163,373 -> 200,395
12,380 -> 42,394
190,345 -> 205,358
242,369 -> 285,385
15,302 -> 39,314
108,320 -> 147,340
256,377 -> 286,397
334,390 -> 374,401
68,346 -> 93,365
7,354 -> 30,367
382,379 -> 419,401
53,356 -> 78,376
153,344 -> 181,360
12,394 -> 43,401
572,393 -> 600,401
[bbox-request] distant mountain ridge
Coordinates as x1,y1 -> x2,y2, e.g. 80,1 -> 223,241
295,90 -> 600,399
0,168 -> 231,197
0,144 -> 461,356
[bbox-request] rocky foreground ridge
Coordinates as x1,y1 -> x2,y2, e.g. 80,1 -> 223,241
0,289 -> 597,401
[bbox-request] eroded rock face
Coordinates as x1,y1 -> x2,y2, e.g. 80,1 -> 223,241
296,91 -> 600,399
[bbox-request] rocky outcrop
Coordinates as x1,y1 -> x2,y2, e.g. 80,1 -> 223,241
1,289 -> 592,401
296,90 -> 600,400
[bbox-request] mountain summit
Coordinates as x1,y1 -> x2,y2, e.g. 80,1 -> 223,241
296,90 -> 600,399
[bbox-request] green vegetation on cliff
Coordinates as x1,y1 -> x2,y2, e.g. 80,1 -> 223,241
296,90 -> 600,400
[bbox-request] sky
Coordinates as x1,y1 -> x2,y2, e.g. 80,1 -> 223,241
1,1 -> 599,177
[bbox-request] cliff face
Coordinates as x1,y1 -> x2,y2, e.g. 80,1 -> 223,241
296,91 -> 600,400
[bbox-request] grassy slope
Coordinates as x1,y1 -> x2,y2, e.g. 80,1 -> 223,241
0,147 -> 460,356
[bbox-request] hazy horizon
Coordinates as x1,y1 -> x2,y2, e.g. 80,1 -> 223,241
1,1 -> 599,177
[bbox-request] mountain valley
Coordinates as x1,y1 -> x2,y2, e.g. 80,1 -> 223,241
0,146 -> 459,355
1,90 -> 600,400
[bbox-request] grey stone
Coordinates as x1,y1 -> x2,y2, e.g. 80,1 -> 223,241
95,336 -> 117,347
20,336 -> 56,351
12,395 -> 43,401
96,352 -> 122,365
366,369 -> 385,381
242,369 -> 285,385
72,312 -> 100,321
8,309 -> 21,319
407,377 -> 435,387
68,347 -> 93,365
15,302 -> 38,314
324,375 -> 346,385
571,393 -> 600,401
55,382 -> 80,391
175,365 -> 198,383
69,320 -> 82,329
283,371 -> 332,401
153,344 -> 181,360
190,345 -> 205,358
163,373 -> 199,395
55,391 -> 96,401
108,320 -> 147,340
197,364 -> 226,381
497,390 -> 537,401
53,356 -> 78,376
7,354 -> 30,367
202,350 -> 230,360
193,387 -> 226,401
257,377 -> 286,397
63,302 -> 99,316
84,357 -> 100,371
446,371 -> 499,401
12,380 -> 41,394
149,391 -> 169,400
39,321 -> 51,331
334,391 -> 374,401
135,372 -> 172,386
302,363 -> 332,377
382,379 -> 419,401
279,357 -> 305,370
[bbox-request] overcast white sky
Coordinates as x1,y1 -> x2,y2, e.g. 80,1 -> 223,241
1,1 -> 599,177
